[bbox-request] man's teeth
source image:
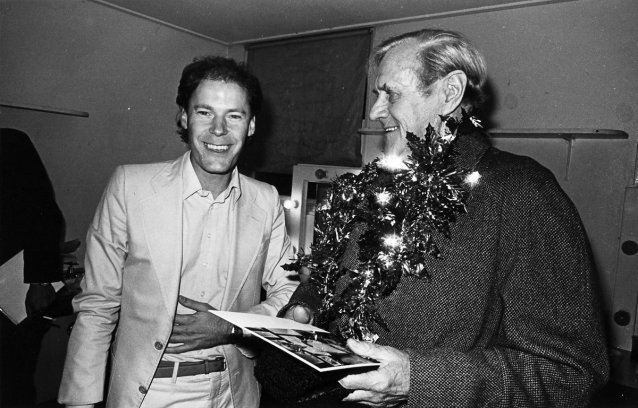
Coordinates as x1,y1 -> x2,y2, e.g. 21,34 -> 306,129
204,143 -> 229,152
384,126 -> 399,133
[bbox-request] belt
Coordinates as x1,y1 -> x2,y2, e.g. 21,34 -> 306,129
154,357 -> 226,378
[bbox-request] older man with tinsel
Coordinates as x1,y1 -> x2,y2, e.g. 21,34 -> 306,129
257,28 -> 608,408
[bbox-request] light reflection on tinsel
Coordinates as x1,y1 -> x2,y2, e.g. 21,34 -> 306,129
465,171 -> 481,186
376,191 -> 391,206
284,112 -> 480,342
379,154 -> 409,171
383,234 -> 402,249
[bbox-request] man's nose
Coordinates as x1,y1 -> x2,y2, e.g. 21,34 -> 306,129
369,97 -> 387,121
210,117 -> 227,136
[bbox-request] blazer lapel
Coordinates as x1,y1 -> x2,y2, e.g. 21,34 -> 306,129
221,182 -> 266,311
141,156 -> 184,315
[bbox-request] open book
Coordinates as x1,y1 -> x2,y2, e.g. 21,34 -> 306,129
211,311 -> 380,373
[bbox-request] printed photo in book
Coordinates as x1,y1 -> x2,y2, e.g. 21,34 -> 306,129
250,327 -> 378,371
211,311 -> 380,373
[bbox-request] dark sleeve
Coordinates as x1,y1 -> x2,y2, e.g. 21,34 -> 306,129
407,161 -> 609,407
278,221 -> 364,319
277,281 -> 322,318
0,128 -> 64,283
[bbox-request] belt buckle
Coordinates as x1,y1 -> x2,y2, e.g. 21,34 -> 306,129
207,355 -> 226,372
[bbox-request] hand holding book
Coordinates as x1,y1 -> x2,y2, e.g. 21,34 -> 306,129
283,304 -> 314,324
210,311 -> 379,373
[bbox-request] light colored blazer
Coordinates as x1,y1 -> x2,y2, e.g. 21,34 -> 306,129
58,153 -> 297,408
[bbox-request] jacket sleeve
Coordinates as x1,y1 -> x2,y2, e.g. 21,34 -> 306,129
276,282 -> 322,318
406,165 -> 609,407
247,185 -> 298,316
58,167 -> 128,405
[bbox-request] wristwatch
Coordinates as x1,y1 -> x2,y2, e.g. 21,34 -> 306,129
230,325 -> 243,342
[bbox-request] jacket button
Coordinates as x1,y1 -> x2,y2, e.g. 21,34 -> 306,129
139,385 -> 147,394
154,341 -> 163,350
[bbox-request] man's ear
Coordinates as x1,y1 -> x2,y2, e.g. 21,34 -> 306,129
179,109 -> 188,130
441,70 -> 467,116
248,116 -> 256,137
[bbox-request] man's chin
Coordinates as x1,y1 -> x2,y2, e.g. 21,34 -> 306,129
383,133 -> 409,160
203,166 -> 234,175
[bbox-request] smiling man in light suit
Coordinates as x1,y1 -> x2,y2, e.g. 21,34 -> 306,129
59,56 -> 298,408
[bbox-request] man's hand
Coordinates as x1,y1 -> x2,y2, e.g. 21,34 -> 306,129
165,296 -> 236,354
339,340 -> 410,407
282,265 -> 314,323
299,265 -> 311,284
25,284 -> 56,318
282,305 -> 314,324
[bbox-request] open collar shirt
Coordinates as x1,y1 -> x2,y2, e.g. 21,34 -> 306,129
162,155 -> 241,363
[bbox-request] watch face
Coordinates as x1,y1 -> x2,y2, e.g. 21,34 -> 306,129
232,325 -> 243,340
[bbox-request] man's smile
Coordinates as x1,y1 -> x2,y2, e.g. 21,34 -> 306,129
203,143 -> 230,152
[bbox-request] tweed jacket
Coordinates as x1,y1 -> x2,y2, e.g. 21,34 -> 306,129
285,130 -> 609,407
59,152 -> 298,408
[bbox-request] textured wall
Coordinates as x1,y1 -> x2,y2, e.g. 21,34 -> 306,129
0,0 -> 228,259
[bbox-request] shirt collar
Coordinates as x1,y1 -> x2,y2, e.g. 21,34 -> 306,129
182,154 -> 242,203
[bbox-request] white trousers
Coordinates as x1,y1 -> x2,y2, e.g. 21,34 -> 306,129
140,370 -> 233,408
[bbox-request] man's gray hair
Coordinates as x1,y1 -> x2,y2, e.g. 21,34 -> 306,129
374,28 -> 487,109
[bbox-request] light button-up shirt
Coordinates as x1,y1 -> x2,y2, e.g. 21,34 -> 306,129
163,157 -> 241,363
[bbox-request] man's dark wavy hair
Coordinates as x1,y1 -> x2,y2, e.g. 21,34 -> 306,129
175,56 -> 263,143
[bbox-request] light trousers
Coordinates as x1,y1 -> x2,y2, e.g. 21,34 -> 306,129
140,370 -> 233,408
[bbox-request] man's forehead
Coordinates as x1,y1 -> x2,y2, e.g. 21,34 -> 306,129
382,40 -> 420,66
191,79 -> 250,109
196,79 -> 247,95
375,48 -> 420,89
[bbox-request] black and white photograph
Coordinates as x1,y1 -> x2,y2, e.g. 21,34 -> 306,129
1,1 -> 636,407
248,327 -> 379,372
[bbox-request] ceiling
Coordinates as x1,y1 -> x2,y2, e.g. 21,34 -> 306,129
93,0 -> 571,45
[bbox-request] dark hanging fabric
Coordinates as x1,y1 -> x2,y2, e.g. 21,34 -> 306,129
243,30 -> 370,176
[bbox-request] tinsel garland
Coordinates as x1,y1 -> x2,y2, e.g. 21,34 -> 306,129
284,112 -> 481,342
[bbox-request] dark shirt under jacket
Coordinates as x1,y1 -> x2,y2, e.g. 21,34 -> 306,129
285,130 -> 609,407
0,128 -> 64,283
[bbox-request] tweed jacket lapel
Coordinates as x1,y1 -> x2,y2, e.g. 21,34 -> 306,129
221,176 -> 266,311
141,155 -> 185,316
451,129 -> 491,173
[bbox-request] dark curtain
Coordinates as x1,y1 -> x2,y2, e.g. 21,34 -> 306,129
242,30 -> 370,177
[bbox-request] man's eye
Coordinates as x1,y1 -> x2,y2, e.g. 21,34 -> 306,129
197,110 -> 211,116
228,114 -> 242,120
